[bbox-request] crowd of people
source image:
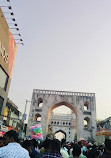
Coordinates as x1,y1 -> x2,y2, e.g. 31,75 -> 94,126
0,130 -> 111,158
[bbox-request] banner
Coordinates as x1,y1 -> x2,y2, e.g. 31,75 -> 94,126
96,129 -> 111,136
8,30 -> 17,77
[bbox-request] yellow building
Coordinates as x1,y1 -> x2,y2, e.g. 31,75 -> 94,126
0,7 -> 17,121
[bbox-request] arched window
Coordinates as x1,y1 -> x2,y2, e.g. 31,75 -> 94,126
84,117 -> 90,130
34,114 -> 41,122
84,102 -> 89,111
38,98 -> 43,107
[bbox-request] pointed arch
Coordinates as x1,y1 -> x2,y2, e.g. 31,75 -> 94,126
48,101 -> 77,119
34,113 -> 41,122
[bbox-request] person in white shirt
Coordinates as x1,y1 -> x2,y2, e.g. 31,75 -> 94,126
0,130 -> 30,158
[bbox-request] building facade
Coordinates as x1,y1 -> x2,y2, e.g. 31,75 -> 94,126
27,89 -> 97,141
0,98 -> 23,136
0,8 -> 17,121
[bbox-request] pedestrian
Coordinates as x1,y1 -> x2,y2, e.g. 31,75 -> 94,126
0,137 -> 4,147
41,139 -> 63,158
100,139 -> 111,158
40,138 -> 51,157
22,140 -> 32,157
71,144 -> 86,158
0,130 -> 30,158
60,141 -> 69,158
31,139 -> 40,158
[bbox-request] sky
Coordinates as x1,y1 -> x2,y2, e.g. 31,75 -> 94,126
1,0 -> 111,120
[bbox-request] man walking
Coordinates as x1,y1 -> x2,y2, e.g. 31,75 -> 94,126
0,130 -> 30,158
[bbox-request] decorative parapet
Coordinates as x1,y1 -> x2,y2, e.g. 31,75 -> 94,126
33,89 -> 95,97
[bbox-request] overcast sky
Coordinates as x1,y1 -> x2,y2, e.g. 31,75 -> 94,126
2,0 -> 111,120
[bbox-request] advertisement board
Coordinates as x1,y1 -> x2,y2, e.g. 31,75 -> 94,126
22,114 -> 27,120
8,31 -> 17,77
4,106 -> 8,116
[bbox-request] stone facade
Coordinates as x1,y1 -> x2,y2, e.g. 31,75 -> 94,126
49,113 -> 76,142
27,89 -> 97,141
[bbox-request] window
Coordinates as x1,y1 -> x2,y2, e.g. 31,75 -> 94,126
38,98 -> 43,107
84,117 -> 90,130
84,102 -> 89,111
0,96 -> 4,114
0,66 -> 8,91
34,114 -> 41,122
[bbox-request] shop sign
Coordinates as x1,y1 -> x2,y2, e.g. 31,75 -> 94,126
22,114 -> 27,120
4,106 -> 8,116
0,41 -> 8,63
1,125 -> 8,132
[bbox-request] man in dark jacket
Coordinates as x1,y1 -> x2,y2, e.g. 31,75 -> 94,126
100,139 -> 111,158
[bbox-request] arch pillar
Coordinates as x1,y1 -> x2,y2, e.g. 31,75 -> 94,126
76,98 -> 84,140
41,103 -> 51,138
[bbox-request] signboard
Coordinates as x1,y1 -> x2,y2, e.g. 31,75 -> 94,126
4,106 -> 8,116
8,31 -> 17,77
22,114 -> 27,120
96,129 -> 111,136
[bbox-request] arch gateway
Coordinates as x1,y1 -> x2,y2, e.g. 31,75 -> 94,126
27,89 -> 97,141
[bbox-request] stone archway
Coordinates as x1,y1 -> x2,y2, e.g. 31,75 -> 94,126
27,89 -> 97,141
48,101 -> 77,118
46,101 -> 77,142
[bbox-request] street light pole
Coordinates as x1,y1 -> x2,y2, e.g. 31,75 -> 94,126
22,100 -> 29,137
24,100 -> 28,115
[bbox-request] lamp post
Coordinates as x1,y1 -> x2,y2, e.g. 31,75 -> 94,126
15,39 -> 23,42
23,100 -> 37,120
8,23 -> 18,26
10,28 -> 19,31
0,6 -> 12,9
22,100 -> 32,131
16,43 -> 24,45
12,33 -> 21,36
22,100 -> 37,127
6,18 -> 15,21
3,12 -> 14,15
